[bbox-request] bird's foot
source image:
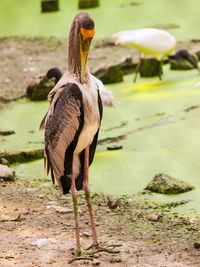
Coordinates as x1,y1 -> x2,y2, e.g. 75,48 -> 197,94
68,243 -> 122,264
85,242 -> 121,255
68,250 -> 93,264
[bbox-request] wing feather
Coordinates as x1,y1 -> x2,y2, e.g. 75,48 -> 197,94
44,83 -> 83,182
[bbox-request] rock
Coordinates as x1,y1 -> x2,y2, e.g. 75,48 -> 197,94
81,232 -> 90,238
32,238 -> 57,248
92,63 -> 123,84
194,242 -> 200,249
140,56 -> 162,77
78,0 -> 99,9
0,214 -> 20,222
147,213 -> 160,222
189,218 -> 199,224
107,145 -> 123,151
41,0 -> 59,13
0,164 -> 15,181
0,147 -> 44,164
190,47 -> 200,60
110,256 -> 122,263
92,259 -> 101,266
107,197 -> 120,209
51,205 -> 73,214
170,53 -> 198,70
26,76 -> 55,101
0,130 -> 15,136
0,158 -> 9,166
120,55 -> 137,75
145,173 -> 194,194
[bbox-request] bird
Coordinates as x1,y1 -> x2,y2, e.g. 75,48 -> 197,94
26,67 -> 62,101
40,12 -> 102,257
45,67 -> 63,84
113,28 -> 199,82
168,49 -> 199,71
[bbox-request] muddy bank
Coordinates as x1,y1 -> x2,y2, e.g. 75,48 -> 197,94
0,179 -> 200,266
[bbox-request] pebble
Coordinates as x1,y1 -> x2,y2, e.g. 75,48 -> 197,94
107,197 -> 120,209
189,218 -> 199,224
194,242 -> 200,249
92,259 -> 101,266
31,238 -> 57,248
51,205 -> 73,214
147,213 -> 160,222
110,256 -> 122,263
81,232 -> 90,238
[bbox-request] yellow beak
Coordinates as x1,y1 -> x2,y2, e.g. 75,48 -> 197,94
80,37 -> 92,84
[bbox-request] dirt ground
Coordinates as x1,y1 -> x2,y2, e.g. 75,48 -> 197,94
0,37 -> 200,266
0,179 -> 200,267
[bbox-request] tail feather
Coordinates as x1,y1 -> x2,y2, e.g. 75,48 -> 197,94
60,170 -> 84,195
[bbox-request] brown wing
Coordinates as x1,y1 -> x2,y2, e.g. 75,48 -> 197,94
44,83 -> 84,184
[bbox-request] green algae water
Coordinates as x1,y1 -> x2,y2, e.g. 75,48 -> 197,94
2,66 -> 200,217
0,0 -> 200,41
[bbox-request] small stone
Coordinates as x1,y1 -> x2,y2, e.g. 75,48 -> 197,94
92,259 -> 101,266
147,213 -> 160,222
52,205 -> 73,214
31,238 -> 57,248
194,242 -> 200,249
189,218 -> 199,224
0,158 -> 9,166
5,78 -> 11,83
0,164 -> 15,181
110,256 -> 122,263
107,197 -> 120,209
0,130 -> 15,136
107,145 -> 123,151
22,210 -> 30,215
81,232 -> 90,238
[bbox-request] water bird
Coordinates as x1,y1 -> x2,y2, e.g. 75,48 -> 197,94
40,12 -> 102,257
168,49 -> 199,71
26,67 -> 62,100
45,67 -> 63,84
113,28 -> 199,82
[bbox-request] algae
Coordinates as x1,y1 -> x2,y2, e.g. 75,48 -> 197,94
145,173 -> 194,194
0,147 -> 43,164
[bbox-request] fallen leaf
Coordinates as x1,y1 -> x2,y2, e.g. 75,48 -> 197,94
0,214 -> 20,222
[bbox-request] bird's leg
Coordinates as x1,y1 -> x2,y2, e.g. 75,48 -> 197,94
71,159 -> 81,256
134,54 -> 144,83
158,59 -> 163,80
83,145 -> 99,248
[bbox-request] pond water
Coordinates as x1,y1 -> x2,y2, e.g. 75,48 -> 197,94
0,0 -> 200,41
1,65 -> 200,217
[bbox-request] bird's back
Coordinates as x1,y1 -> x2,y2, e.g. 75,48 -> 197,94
114,28 -> 176,58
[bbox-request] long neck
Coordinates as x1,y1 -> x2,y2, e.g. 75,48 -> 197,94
67,21 -> 82,79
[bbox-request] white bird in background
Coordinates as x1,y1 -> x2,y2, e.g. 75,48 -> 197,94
113,28 -> 199,82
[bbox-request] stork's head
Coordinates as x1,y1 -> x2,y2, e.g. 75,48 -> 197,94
74,12 -> 95,83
